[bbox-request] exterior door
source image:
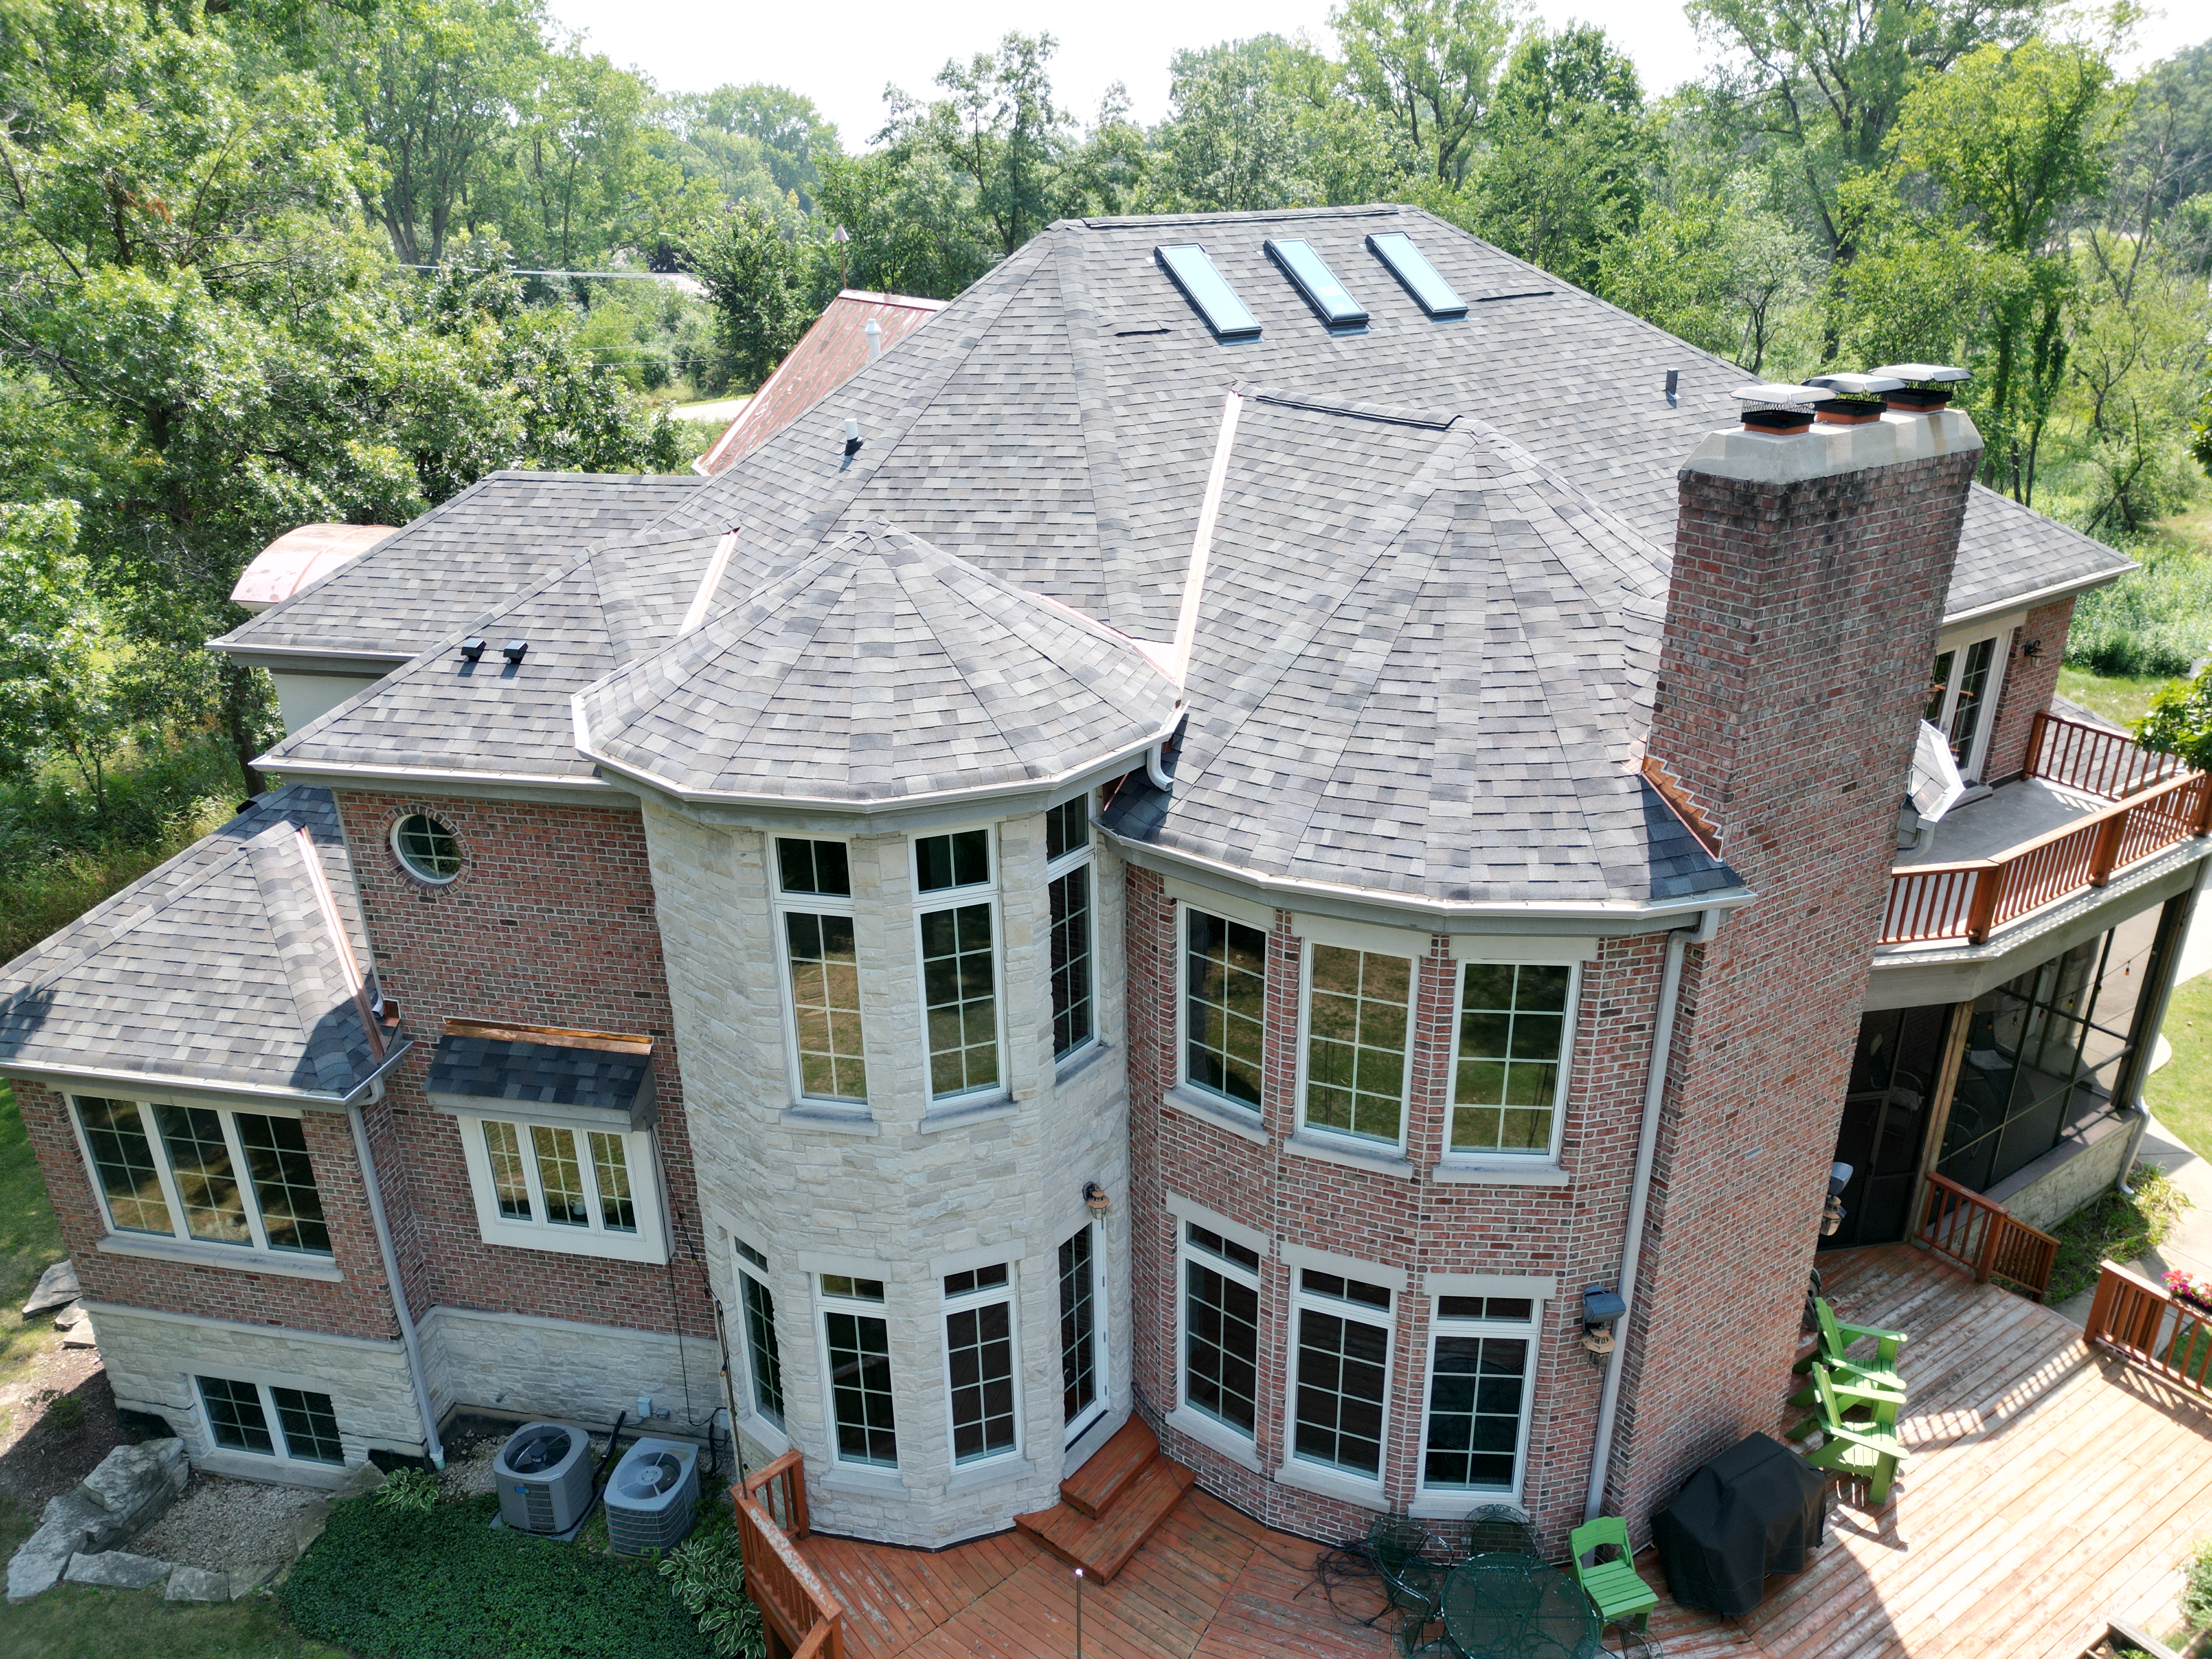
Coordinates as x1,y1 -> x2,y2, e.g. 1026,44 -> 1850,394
1824,1006 -> 1951,1250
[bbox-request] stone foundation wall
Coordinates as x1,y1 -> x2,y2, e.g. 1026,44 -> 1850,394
416,1304 -> 724,1436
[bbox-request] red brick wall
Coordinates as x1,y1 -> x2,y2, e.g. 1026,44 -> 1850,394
330,791 -> 708,1339
1979,596 -> 2076,785
1125,863 -> 1681,1551
12,1077 -> 400,1341
1611,443 -> 1979,1525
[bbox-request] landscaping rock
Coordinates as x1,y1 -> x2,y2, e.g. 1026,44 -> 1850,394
64,1550 -> 173,1590
80,1438 -> 187,1536
291,1496 -> 332,1555
54,1304 -> 97,1347
21,1259 -> 80,1317
228,1560 -> 283,1598
333,1462 -> 386,1501
165,1565 -> 230,1603
4,1525 -> 75,1602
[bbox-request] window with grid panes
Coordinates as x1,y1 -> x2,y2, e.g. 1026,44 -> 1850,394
71,1097 -> 330,1256
1186,909 -> 1266,1108
915,829 -> 1001,1099
1420,1296 -> 1537,1494
820,1276 -> 897,1467
776,837 -> 868,1103
1046,798 -> 1094,1060
1302,945 -> 1412,1144
1450,963 -> 1574,1155
1181,1222 -> 1261,1435
1290,1271 -> 1392,1477
470,1118 -> 650,1252
944,1263 -> 1018,1463
735,1239 -> 786,1428
199,1375 -> 345,1465
1058,1224 -> 1101,1429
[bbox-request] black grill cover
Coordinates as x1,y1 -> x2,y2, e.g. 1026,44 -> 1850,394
1651,1433 -> 1826,1617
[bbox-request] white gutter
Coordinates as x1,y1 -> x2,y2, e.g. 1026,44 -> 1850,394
0,1044 -> 411,1109
1584,904 -> 1720,1522
346,1103 -> 445,1469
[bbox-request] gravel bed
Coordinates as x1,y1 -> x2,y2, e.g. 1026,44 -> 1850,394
131,1472 -> 322,1571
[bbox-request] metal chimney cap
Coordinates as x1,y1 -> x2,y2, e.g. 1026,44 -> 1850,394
1869,363 -> 1971,385
1805,371 -> 1905,397
1731,382 -> 1822,407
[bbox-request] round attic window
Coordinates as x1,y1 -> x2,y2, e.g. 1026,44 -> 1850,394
392,814 -> 462,884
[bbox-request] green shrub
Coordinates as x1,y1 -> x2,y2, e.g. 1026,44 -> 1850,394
661,1522 -> 766,1659
280,1493 -> 712,1659
2185,1536 -> 2212,1629
2045,1164 -> 2193,1305
375,1467 -> 439,1512
35,1389 -> 84,1431
2066,542 -> 2212,679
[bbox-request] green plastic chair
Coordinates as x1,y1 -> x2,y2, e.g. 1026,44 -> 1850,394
1793,1296 -> 1908,1393
1792,1363 -> 1911,1505
1568,1515 -> 1658,1633
1787,1351 -> 1907,1430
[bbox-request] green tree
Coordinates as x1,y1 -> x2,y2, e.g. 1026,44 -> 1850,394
688,83 -> 842,208
2139,663 -> 2212,771
0,499 -> 138,813
1334,0 -> 1522,185
1159,37 -> 1320,211
1599,171 -> 1816,370
890,32 -> 1072,258
689,201 -> 821,388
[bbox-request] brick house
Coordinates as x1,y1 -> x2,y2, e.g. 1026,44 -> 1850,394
3,208 -> 2200,1559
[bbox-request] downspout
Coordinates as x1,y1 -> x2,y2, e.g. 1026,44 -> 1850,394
1583,905 -> 1719,1523
2114,851 -> 2210,1196
348,1098 -> 445,1469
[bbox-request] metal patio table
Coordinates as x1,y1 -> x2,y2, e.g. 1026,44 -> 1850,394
1439,1551 -> 1604,1659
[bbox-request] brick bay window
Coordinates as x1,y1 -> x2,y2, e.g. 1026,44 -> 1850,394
1175,1217 -> 1263,1459
1058,1220 -> 1107,1443
1415,1293 -> 1539,1514
775,836 -> 868,1105
1045,796 -> 1096,1062
913,828 -> 1003,1103
733,1239 -> 787,1434
457,1115 -> 668,1264
1300,942 -> 1414,1149
68,1096 -> 333,1270
817,1274 -> 898,1470
1446,961 -> 1577,1163
942,1263 -> 1020,1466
1183,906 -> 1267,1113
1286,1268 -> 1393,1501
198,1375 -> 347,1468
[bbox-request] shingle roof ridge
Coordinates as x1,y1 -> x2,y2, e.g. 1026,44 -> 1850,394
1244,385 -> 1458,431
1053,232 -> 1137,593
1072,205 -> 1415,230
244,827 -> 371,1091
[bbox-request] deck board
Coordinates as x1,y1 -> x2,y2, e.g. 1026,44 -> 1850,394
794,1245 -> 2212,1657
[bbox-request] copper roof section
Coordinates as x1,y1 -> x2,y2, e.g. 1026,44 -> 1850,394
694,290 -> 945,476
230,523 -> 396,611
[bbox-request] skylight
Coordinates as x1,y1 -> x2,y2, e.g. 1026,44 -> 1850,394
1265,239 -> 1368,326
1155,245 -> 1261,339
1366,232 -> 1466,319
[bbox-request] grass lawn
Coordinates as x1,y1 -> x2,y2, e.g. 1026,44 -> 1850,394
2148,972 -> 2212,1167
0,1080 -> 66,1438
2055,666 -> 2183,732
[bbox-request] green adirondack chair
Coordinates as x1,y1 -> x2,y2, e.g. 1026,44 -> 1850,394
1787,1349 -> 1908,1429
1793,1296 -> 1908,1393
1568,1515 -> 1658,1632
1791,1363 -> 1911,1505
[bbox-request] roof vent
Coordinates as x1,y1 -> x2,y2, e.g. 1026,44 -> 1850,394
1664,368 -> 1679,407
864,318 -> 882,362
1731,383 -> 1822,435
843,416 -> 863,457
459,637 -> 487,662
1804,371 -> 1904,425
1867,363 -> 1971,411
502,639 -> 528,665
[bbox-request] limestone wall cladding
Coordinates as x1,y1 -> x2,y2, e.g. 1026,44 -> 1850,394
416,1305 -> 722,1430
642,795 -> 1132,1547
1125,863 -> 1673,1554
1980,595 -> 2076,786
88,1303 -> 419,1475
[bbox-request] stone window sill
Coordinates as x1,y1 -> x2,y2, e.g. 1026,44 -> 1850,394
820,1464 -> 906,1497
1283,1130 -> 1414,1180
97,1233 -> 343,1282
1054,1039 -> 1116,1088
944,1453 -> 1037,1496
1430,1160 -> 1572,1188
1409,1488 -> 1525,1521
1165,1084 -> 1268,1146
919,1091 -> 1017,1133
733,1412 -> 790,1460
780,1102 -> 880,1137
1164,1404 -> 1265,1474
1273,1455 -> 1388,1513
193,1447 -> 357,1489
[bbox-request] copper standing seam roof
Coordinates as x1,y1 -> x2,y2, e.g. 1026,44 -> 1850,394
230,523 -> 397,611
694,291 -> 946,476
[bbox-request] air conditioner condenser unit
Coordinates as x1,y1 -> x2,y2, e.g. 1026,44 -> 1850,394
604,1436 -> 701,1554
494,1421 -> 595,1534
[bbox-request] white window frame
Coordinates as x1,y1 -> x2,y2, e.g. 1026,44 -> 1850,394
814,1273 -> 899,1472
1176,900 -> 1271,1117
1927,628 -> 2011,783
1284,1267 -> 1395,1496
1175,1217 -> 1265,1447
457,1115 -> 668,1264
1057,1217 -> 1109,1445
1413,1295 -> 1541,1514
911,824 -> 1008,1104
940,1260 -> 1023,1469
1439,960 -> 1581,1167
1294,939 -> 1419,1154
771,833 -> 868,1108
194,1373 -> 349,1469
731,1239 -> 789,1446
1045,794 -> 1098,1065
65,1093 -> 331,1262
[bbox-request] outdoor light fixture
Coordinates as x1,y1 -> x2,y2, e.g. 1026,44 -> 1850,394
1581,1284 -> 1627,1356
1084,1181 -> 1110,1214
1822,1161 -> 1854,1238
459,636 -> 487,662
501,639 -> 528,665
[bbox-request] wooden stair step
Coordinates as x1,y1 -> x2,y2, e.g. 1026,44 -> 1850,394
1014,1453 -> 1195,1582
1058,1415 -> 1159,1519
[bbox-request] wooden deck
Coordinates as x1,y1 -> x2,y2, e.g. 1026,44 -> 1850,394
795,1244 -> 2212,1658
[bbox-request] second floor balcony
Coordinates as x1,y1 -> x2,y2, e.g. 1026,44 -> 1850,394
1882,713 -> 2211,949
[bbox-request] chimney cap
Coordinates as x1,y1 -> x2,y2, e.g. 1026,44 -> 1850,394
1805,371 -> 1905,397
1730,382 -> 1822,407
1869,363 -> 1971,385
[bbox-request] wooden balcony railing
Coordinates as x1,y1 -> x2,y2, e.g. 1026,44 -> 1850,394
2083,1260 -> 2212,1400
1881,716 -> 2211,946
735,1452 -> 844,1659
1915,1173 -> 2060,1300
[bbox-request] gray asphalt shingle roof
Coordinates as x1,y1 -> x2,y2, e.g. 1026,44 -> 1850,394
0,787 -> 398,1099
426,1033 -> 651,1114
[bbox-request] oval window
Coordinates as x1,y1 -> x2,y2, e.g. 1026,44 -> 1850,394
392,814 -> 463,884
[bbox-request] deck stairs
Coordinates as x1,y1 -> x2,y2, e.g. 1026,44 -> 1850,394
1014,1417 -> 1195,1582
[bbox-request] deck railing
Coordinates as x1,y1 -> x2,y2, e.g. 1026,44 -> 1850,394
2083,1260 -> 2212,1400
1880,716 -> 2210,947
1915,1173 -> 2060,1300
735,1452 -> 845,1659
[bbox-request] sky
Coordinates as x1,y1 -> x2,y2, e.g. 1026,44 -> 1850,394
546,0 -> 2207,148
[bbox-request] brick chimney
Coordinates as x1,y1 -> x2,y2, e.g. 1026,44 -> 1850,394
1605,382 -> 1982,1522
